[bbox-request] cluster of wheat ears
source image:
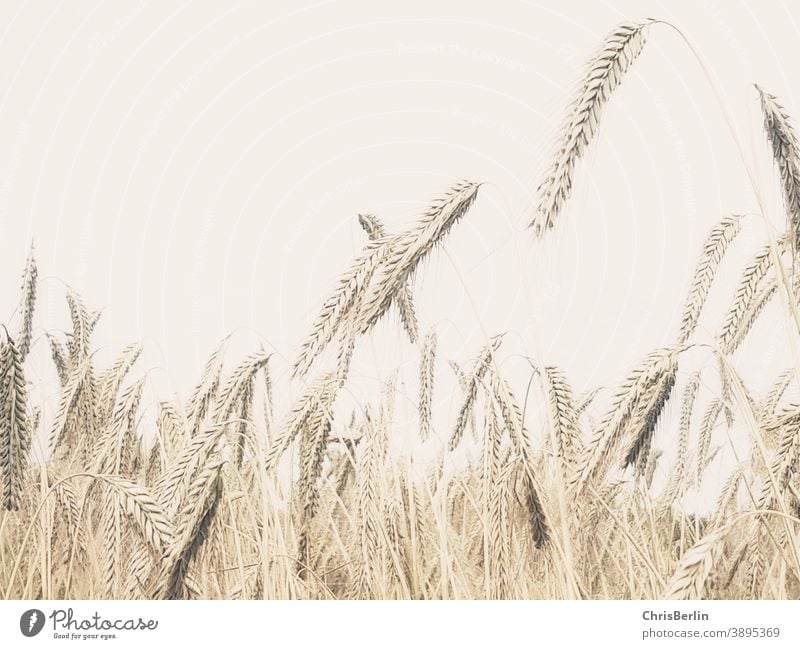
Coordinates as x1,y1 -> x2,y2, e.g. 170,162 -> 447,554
2,19 -> 800,600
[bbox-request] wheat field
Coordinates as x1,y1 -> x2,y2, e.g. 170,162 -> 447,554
2,19 -> 800,600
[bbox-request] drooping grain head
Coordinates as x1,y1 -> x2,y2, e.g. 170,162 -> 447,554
756,85 -> 800,251
531,21 -> 650,236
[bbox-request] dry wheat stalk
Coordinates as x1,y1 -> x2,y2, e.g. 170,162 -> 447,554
762,412 -> 800,501
761,369 -> 793,418
756,85 -> 800,251
156,401 -> 188,461
418,330 -> 437,441
660,372 -> 700,516
93,379 -> 145,476
296,394 -> 333,577
155,424 -> 226,517
662,527 -> 724,599
746,526 -> 768,598
718,241 -> 780,354
726,280 -> 777,354
157,460 -> 224,599
101,489 -> 123,598
101,475 -> 175,553
489,368 -> 549,548
575,387 -> 601,417
16,245 -> 37,361
213,351 -> 271,423
571,347 -> 678,495
65,289 -> 93,361
97,343 -> 143,421
531,21 -> 650,235
186,341 -> 227,436
711,467 -> 744,528
355,181 -> 480,335
47,333 -> 69,385
294,182 -> 478,379
353,412 -> 382,598
450,334 -> 503,450
678,215 -> 742,343
484,409 -> 512,598
358,213 -> 419,343
450,360 -> 478,441
232,381 -> 255,466
292,243 -> 384,379
696,398 -> 723,485
0,335 -> 31,511
540,365 -> 582,463
264,372 -> 337,473
48,356 -> 90,454
623,365 -> 676,474
212,350 -> 270,462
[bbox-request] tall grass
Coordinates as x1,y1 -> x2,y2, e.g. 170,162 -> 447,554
1,19 -> 800,600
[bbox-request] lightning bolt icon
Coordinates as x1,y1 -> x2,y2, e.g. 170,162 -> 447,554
28,612 -> 38,632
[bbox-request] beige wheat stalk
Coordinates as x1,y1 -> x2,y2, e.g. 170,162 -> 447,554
356,181 -> 480,334
756,85 -> 800,251
352,411 -> 382,598
760,369 -> 793,418
418,330 -> 437,441
97,343 -> 143,421
660,372 -> 700,516
186,341 -> 228,436
264,372 -> 338,473
571,347 -> 678,495
622,365 -> 676,475
292,242 -> 385,379
294,182 -> 478,378
0,335 -> 31,511
489,369 -> 549,548
157,460 -> 224,599
531,21 -> 650,235
718,240 -> 782,354
662,527 -> 725,599
16,245 -> 37,361
539,365 -> 582,465
677,215 -> 743,343
296,395 -> 332,577
358,213 -> 419,343
450,334 -> 504,450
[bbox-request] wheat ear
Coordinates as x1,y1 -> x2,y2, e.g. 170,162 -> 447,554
358,213 -> 419,343
756,85 -> 800,250
677,215 -> 742,343
0,335 -> 31,511
531,21 -> 650,235
662,527 -> 724,599
356,180 -> 480,333
418,330 -> 437,441
450,334 -> 503,450
718,241 -> 780,354
157,460 -> 224,599
540,365 -> 582,462
571,347 -> 677,494
16,244 -> 37,361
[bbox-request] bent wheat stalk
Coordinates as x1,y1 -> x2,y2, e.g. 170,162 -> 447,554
756,85 -> 800,252
531,21 -> 650,235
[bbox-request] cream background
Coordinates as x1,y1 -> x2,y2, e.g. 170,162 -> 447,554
1,1 -> 798,506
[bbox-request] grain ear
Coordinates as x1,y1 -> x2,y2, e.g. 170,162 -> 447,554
532,21 -> 650,235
